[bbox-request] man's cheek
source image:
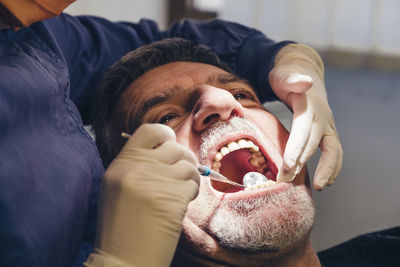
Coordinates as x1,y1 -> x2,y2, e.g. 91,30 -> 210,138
185,182 -> 216,226
175,125 -> 200,159
245,111 -> 289,155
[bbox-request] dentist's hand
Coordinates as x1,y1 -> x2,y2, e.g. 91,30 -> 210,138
85,123 -> 200,267
269,44 -> 343,190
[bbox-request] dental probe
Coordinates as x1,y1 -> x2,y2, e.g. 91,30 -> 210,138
121,132 -> 132,139
121,132 -> 245,188
197,165 -> 245,188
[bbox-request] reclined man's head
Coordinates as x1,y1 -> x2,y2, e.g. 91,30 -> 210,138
93,38 -> 316,266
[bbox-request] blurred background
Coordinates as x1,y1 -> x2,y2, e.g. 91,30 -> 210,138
66,0 -> 400,252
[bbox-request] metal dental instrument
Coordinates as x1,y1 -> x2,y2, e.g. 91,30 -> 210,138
121,132 -> 245,189
243,172 -> 268,188
198,165 -> 245,188
121,132 -> 132,139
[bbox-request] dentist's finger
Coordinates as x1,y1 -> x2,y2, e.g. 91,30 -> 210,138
285,127 -> 321,182
269,68 -> 313,94
127,123 -> 176,149
175,143 -> 198,166
313,135 -> 339,190
283,93 -> 312,170
327,140 -> 343,186
298,126 -> 323,166
276,166 -> 297,182
283,73 -> 313,93
149,140 -> 185,164
164,160 -> 200,185
148,141 -> 197,165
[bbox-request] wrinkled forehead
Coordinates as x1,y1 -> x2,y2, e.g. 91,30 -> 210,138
125,62 -> 248,100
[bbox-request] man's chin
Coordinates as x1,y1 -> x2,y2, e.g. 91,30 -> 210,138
208,184 -> 315,251
178,183 -> 315,265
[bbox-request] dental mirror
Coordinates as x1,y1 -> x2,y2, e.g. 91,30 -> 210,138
243,172 -> 268,188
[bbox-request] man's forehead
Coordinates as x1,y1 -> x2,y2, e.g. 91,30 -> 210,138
132,62 -> 237,90
125,61 -> 254,105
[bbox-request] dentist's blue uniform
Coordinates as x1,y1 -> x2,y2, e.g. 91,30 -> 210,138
0,14 -> 289,266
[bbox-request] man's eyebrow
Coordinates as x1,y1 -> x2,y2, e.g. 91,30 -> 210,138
140,85 -> 183,116
207,73 -> 251,86
207,73 -> 259,100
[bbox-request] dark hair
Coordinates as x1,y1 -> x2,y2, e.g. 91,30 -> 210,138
92,38 -> 231,167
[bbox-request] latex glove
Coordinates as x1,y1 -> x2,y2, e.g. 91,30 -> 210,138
269,43 -> 343,190
85,123 -> 200,267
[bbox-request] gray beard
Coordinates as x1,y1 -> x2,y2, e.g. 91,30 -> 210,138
209,186 -> 315,252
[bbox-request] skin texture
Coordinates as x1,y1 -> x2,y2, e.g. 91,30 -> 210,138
113,62 -> 320,267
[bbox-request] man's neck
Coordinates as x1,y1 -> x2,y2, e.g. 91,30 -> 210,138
172,239 -> 321,267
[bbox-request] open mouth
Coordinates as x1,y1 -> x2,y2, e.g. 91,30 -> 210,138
210,138 -> 278,193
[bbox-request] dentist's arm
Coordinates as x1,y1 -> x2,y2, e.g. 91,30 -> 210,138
269,44 -> 343,190
85,124 -> 200,267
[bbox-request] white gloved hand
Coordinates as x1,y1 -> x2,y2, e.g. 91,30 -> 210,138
85,123 -> 200,267
269,44 -> 343,190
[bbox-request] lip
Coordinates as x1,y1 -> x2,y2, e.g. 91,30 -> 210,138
202,176 -> 293,200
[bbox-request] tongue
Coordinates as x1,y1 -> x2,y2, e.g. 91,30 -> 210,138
219,148 -> 257,184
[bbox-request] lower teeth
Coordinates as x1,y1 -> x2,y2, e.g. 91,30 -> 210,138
244,180 -> 277,191
243,172 -> 276,191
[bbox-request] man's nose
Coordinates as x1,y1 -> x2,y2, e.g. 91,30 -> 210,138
192,86 -> 244,133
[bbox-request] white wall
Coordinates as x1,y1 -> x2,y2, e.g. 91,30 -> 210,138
332,0 -> 374,52
219,0 -> 400,56
65,0 -> 167,29
376,0 -> 400,55
66,0 -> 400,56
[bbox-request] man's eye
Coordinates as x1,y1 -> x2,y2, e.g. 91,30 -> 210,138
158,114 -> 177,124
234,93 -> 249,100
230,89 -> 260,107
233,91 -> 256,101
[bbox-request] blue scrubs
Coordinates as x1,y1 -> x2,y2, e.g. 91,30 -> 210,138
0,13 -> 289,266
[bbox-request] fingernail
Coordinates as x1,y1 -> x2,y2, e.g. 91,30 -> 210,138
294,165 -> 302,176
314,179 -> 327,191
276,170 -> 287,182
283,158 -> 295,170
277,168 -> 296,182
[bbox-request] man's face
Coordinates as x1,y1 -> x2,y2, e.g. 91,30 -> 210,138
117,62 -> 315,264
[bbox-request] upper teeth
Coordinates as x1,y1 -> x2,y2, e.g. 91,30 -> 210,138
212,138 -> 266,172
214,139 -> 259,162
